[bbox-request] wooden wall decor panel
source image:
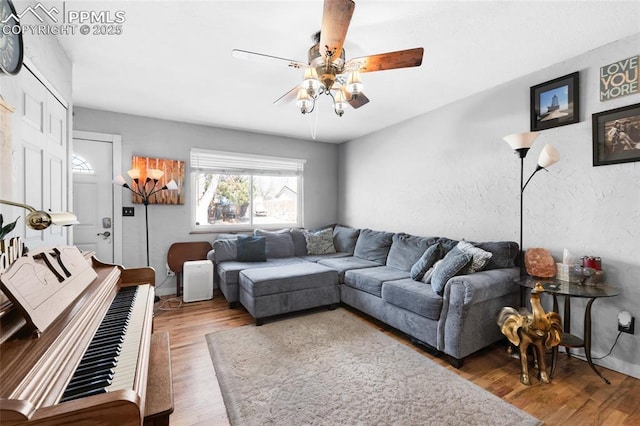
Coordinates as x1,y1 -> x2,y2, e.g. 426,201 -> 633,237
130,156 -> 185,205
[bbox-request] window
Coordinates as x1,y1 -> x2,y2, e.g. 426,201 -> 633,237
71,154 -> 94,174
191,149 -> 305,231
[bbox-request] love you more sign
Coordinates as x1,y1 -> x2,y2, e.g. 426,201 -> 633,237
600,55 -> 639,101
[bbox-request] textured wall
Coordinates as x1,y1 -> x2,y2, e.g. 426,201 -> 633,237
339,33 -> 640,378
73,108 -> 339,295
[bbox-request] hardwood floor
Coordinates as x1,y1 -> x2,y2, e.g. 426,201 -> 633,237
152,294 -> 640,426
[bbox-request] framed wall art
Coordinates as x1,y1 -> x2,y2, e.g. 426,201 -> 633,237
592,103 -> 640,166
131,156 -> 185,204
530,72 -> 580,131
600,55 -> 639,102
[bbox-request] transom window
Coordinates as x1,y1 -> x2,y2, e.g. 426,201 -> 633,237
71,154 -> 94,174
190,149 -> 305,231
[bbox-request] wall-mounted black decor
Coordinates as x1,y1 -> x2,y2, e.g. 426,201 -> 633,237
592,103 -> 640,166
530,72 -> 580,131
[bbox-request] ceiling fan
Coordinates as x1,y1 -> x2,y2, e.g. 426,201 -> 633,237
232,0 -> 424,117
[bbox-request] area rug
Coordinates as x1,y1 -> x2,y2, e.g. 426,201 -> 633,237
206,309 -> 540,426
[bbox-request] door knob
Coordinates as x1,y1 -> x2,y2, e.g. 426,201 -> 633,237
97,231 -> 111,239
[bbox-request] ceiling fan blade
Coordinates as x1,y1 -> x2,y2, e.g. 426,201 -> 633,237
273,86 -> 300,105
319,0 -> 355,63
348,92 -> 369,109
232,49 -> 306,69
340,86 -> 369,109
344,47 -> 424,73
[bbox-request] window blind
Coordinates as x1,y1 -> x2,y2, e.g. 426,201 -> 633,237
190,148 -> 305,176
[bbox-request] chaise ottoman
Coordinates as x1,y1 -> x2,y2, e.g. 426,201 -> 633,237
238,263 -> 339,325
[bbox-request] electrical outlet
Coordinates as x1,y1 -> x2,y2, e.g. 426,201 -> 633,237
618,311 -> 635,334
122,207 -> 134,217
166,264 -> 175,277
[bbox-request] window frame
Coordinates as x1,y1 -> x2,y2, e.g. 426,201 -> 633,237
190,149 -> 305,232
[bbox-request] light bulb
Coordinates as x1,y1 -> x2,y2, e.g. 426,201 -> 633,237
296,88 -> 313,114
334,90 -> 347,116
346,71 -> 363,97
302,67 -> 320,95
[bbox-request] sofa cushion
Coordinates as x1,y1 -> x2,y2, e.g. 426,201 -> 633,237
344,266 -> 410,298
239,263 -> 338,297
216,232 -> 250,240
236,236 -> 267,262
255,229 -> 295,258
290,228 -> 308,256
387,233 -> 439,271
475,241 -> 519,270
317,256 -> 382,282
212,238 -> 238,262
382,278 -> 443,320
353,229 -> 394,264
217,257 -> 306,287
431,248 -> 472,296
410,242 -> 443,281
456,241 -> 492,273
298,252 -> 351,263
333,225 -> 360,254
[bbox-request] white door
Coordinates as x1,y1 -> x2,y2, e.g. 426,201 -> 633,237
1,66 -> 70,248
72,139 -> 114,262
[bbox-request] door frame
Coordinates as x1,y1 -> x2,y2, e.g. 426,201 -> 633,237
72,130 -> 123,265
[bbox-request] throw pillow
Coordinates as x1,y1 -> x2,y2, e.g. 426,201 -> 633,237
387,233 -> 440,272
236,236 -> 267,262
456,241 -> 493,273
333,225 -> 360,254
353,228 -> 394,264
430,248 -> 472,296
254,229 -> 295,258
290,228 -> 309,256
475,241 -> 519,270
212,239 -> 238,262
421,264 -> 437,284
305,228 -> 336,255
410,243 -> 443,281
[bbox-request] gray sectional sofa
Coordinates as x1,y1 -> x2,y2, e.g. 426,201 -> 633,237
207,225 -> 520,367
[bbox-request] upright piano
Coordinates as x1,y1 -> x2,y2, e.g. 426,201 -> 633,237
0,245 -> 168,425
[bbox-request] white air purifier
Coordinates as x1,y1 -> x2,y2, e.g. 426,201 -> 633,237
182,260 -> 213,302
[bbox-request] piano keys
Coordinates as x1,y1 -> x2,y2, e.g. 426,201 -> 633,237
0,246 -> 163,425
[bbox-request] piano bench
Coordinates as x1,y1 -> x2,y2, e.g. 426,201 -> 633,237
144,332 -> 174,426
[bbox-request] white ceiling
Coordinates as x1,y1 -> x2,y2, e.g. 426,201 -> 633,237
57,1 -> 640,143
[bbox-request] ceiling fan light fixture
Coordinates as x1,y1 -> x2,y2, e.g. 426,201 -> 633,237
296,88 -> 314,114
346,70 -> 363,97
302,67 -> 321,95
333,89 -> 348,117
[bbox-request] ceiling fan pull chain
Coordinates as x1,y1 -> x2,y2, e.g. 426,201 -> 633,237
309,108 -> 319,140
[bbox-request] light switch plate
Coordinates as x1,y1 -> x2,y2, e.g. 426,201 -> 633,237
122,207 -> 134,217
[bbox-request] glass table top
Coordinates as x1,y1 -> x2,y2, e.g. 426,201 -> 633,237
515,276 -> 619,298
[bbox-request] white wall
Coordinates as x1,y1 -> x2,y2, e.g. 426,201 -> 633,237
73,107 -> 339,295
339,33 -> 640,378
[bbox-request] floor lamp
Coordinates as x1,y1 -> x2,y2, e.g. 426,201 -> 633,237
503,132 -> 560,279
113,169 -> 177,267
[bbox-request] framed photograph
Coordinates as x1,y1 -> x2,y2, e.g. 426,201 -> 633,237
530,72 -> 580,131
592,103 -> 640,167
